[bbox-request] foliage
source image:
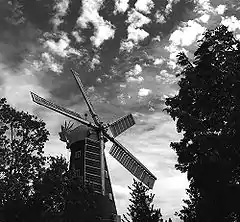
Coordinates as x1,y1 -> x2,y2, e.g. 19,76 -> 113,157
0,98 -> 50,221
123,179 -> 162,222
33,155 -> 100,222
0,98 -> 49,207
0,98 -> 98,222
164,25 -> 240,221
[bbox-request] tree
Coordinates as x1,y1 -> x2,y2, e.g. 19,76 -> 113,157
0,98 -> 99,221
33,155 -> 100,222
164,25 -> 240,221
123,179 -> 162,222
0,98 -> 49,221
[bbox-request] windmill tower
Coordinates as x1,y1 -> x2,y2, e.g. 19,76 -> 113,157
30,69 -> 157,221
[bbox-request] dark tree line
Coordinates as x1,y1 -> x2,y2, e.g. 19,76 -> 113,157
165,25 -> 240,221
0,98 -> 99,222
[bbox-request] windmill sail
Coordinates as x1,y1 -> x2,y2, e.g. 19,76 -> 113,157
109,142 -> 156,189
30,92 -> 96,129
109,114 -> 135,138
71,69 -> 100,126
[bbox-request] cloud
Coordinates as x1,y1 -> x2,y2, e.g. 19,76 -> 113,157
135,0 -> 154,14
194,0 -> 213,15
215,4 -> 227,15
127,76 -> 144,83
115,0 -> 129,13
165,0 -> 181,15
153,58 -> 164,66
138,88 -> 152,97
221,15 -> 240,32
125,64 -> 144,83
40,52 -> 63,73
198,14 -> 210,23
126,9 -> 151,43
127,9 -> 151,28
127,64 -> 143,76
77,0 -> 115,47
51,0 -> 70,29
127,27 -> 149,42
169,20 -> 206,46
44,33 -> 70,58
120,40 -> 135,52
156,70 -> 179,84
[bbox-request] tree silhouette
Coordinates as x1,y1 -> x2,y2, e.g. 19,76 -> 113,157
123,179 -> 162,222
0,98 -> 98,222
165,25 -> 240,221
0,98 -> 49,221
33,156 -> 100,222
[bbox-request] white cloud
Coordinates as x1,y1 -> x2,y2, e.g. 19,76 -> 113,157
41,52 -> 63,73
127,9 -> 151,28
127,9 -> 150,43
169,20 -> 206,46
198,14 -> 210,23
128,26 -> 149,42
134,64 -> 142,74
127,76 -> 144,83
138,88 -> 152,97
77,0 -> 115,47
72,31 -> 83,43
51,0 -> 70,29
120,40 -> 135,52
44,33 -> 70,57
215,4 -> 226,15
115,0 -> 129,13
221,16 -> 240,32
120,84 -> 126,88
194,0 -> 213,15
120,9 -> 151,49
156,70 -> 178,84
155,10 -> 166,24
154,58 -> 164,65
127,64 -> 142,76
90,20 -> 115,47
126,64 -> 144,83
90,54 -> 100,70
96,77 -> 102,83
165,0 -> 180,15
135,0 -> 154,14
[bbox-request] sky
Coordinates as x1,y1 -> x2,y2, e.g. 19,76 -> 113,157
0,0 -> 240,221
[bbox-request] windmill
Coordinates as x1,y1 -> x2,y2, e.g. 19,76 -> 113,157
30,69 -> 157,221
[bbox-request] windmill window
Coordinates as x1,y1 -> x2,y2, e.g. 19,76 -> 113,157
75,169 -> 81,178
75,151 -> 81,159
109,193 -> 113,201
